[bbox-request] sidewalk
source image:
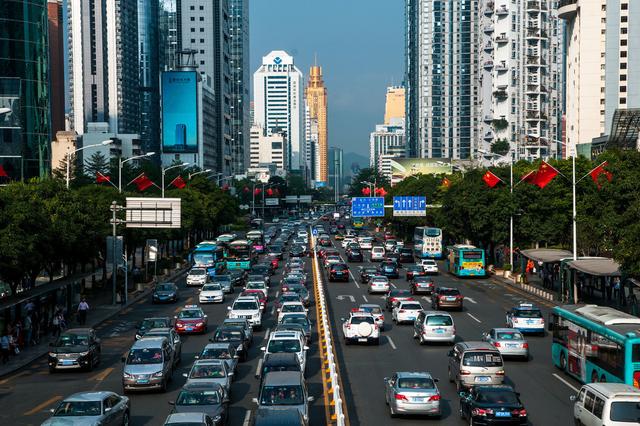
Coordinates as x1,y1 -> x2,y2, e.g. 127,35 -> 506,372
0,266 -> 189,378
490,270 -> 557,304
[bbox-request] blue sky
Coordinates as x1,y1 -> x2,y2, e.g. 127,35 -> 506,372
250,0 -> 404,158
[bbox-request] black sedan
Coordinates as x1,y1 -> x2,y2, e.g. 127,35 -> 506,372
135,316 -> 172,340
405,264 -> 426,281
359,266 -> 378,283
251,263 -> 273,277
329,263 -> 350,282
266,245 -> 284,260
459,385 -> 528,425
347,249 -> 364,262
210,326 -> 250,361
289,245 -> 306,257
229,270 -> 247,287
152,282 -> 179,304
48,328 -> 101,372
398,248 -> 414,263
170,382 -> 229,426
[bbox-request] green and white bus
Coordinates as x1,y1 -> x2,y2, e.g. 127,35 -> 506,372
550,304 -> 640,388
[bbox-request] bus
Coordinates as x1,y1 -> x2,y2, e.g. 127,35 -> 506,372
447,244 -> 486,277
413,227 -> 443,259
225,240 -> 254,270
190,242 -> 226,277
550,304 -> 640,387
352,218 -> 365,229
246,230 -> 265,254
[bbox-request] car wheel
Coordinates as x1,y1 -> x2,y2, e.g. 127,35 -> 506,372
49,366 -> 56,374
419,334 -> 425,345
373,338 -> 380,345
122,411 -> 130,426
448,368 -> 454,383
559,351 -> 567,371
389,403 -> 397,418
86,357 -> 93,372
160,378 -> 168,392
344,337 -> 351,346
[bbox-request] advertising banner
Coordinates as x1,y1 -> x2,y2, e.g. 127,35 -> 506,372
161,71 -> 198,153
390,158 -> 452,186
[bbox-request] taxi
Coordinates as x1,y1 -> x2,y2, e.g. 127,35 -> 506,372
174,305 -> 208,334
505,303 -> 545,334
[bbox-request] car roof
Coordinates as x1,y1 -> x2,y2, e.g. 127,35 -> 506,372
132,336 -> 167,348
63,328 -> 92,334
144,327 -> 173,334
181,381 -> 224,392
474,384 -> 516,393
396,371 -> 434,379
64,391 -> 116,402
270,330 -> 303,339
204,342 -> 233,349
193,359 -> 225,366
457,341 -> 498,351
263,370 -> 304,386
584,382 -> 640,397
253,407 -> 303,425
263,352 -> 299,365
165,412 -> 209,423
492,328 -> 523,334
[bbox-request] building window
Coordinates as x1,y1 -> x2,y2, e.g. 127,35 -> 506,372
200,5 -> 204,10
621,3 -> 628,10
200,39 -> 204,43
200,17 -> 204,21
621,63 -> 627,70
200,60 -> 205,65
620,98 -> 627,104
200,28 -> 204,32
620,75 -> 627,81
621,39 -> 628,46
191,39 -> 195,43
190,17 -> 195,21
191,28 -> 195,32
190,5 -> 194,10
200,49 -> 205,54
620,86 -> 627,92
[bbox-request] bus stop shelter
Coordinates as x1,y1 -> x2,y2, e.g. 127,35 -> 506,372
519,249 -> 573,291
562,257 -> 622,304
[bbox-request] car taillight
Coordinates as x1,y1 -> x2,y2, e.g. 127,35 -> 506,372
439,295 -> 446,300
457,295 -> 464,300
398,309 -> 405,313
493,342 -> 501,347
379,316 -> 384,321
512,408 -> 527,417
428,394 -> 441,402
496,370 -> 505,376
522,342 -> 529,349
460,370 -> 471,375
394,393 -> 408,401
330,269 -> 336,273
472,408 -> 493,416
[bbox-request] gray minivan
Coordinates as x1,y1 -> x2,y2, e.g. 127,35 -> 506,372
413,311 -> 456,344
122,336 -> 174,392
253,371 -> 314,422
447,341 -> 504,391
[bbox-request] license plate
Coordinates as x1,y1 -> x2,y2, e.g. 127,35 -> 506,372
435,329 -> 445,334
475,376 -> 490,383
137,379 -> 149,384
407,317 -> 415,321
335,272 -> 343,275
61,360 -> 74,365
447,297 -> 456,301
411,397 -> 425,402
495,411 -> 511,417
358,338 -> 367,342
186,327 -> 193,331
506,343 -> 518,348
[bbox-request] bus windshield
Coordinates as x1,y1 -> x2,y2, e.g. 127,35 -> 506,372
461,251 -> 483,259
425,228 -> 441,237
228,245 -> 250,260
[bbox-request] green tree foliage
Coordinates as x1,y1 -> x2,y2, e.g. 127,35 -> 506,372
491,139 -> 511,156
348,168 -> 389,197
85,152 -> 110,177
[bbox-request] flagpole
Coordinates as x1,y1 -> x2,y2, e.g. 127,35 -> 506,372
572,153 -> 577,261
510,153 -> 514,269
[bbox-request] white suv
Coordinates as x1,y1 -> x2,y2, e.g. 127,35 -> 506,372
227,296 -> 262,329
186,268 -> 208,286
419,259 -> 439,274
261,330 -> 308,371
342,312 -> 380,345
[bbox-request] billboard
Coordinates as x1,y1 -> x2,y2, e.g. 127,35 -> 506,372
390,158 -> 452,185
161,71 -> 198,153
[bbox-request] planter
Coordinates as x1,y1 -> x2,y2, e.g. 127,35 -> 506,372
504,271 -> 512,279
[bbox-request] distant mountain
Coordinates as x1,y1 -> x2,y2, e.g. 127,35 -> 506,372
343,151 -> 369,176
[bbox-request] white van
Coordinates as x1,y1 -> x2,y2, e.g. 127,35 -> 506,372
371,246 -> 386,262
571,383 -> 640,426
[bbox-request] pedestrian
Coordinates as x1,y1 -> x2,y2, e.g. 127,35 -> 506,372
613,277 -> 621,301
0,332 -> 10,364
77,298 -> 89,326
52,311 -> 62,337
24,300 -> 35,315
23,314 -> 32,348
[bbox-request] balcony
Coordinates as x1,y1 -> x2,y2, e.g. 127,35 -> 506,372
497,83 -> 508,90
558,0 -> 578,20
483,114 -> 494,123
484,60 -> 494,70
484,131 -> 494,141
484,42 -> 494,52
484,2 -> 494,16
495,33 -> 509,44
496,6 -> 509,17
493,90 -> 508,101
526,1 -> 541,13
484,25 -> 494,34
495,62 -> 508,72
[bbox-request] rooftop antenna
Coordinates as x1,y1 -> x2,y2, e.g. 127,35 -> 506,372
314,52 -> 318,67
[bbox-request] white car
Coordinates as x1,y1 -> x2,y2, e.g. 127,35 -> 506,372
277,301 -> 308,323
384,240 -> 397,251
186,268 -> 208,286
198,283 -> 224,303
356,304 -> 385,331
261,330 -> 309,371
227,296 -> 263,329
342,312 -> 380,345
341,237 -> 357,249
358,237 -> 374,250
392,300 -> 423,324
244,280 -> 268,296
324,255 -> 342,269
420,259 -> 439,274
368,275 -> 390,294
371,246 -> 386,262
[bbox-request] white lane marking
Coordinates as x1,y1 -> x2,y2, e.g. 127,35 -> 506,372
467,313 -> 482,323
275,291 -> 280,298
465,297 -> 478,304
337,294 -> 356,303
390,282 -> 397,288
553,373 -> 579,393
270,306 -> 276,315
264,328 -> 271,340
387,335 -> 397,350
242,410 -> 251,426
421,296 -> 431,303
362,295 -> 369,302
349,271 -> 360,288
255,358 -> 263,379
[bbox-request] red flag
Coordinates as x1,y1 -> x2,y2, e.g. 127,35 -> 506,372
521,170 -> 537,184
532,161 -> 559,188
266,188 -> 274,196
482,170 -> 502,188
588,161 -> 613,189
441,177 -> 451,188
243,186 -> 250,193
361,187 -> 371,196
132,173 -> 153,191
254,188 -> 261,196
374,187 -> 387,196
0,165 -> 9,178
170,175 -> 186,189
96,172 -> 111,183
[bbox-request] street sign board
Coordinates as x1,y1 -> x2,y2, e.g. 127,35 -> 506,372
285,195 -> 298,203
126,197 -> 181,228
145,239 -> 158,262
106,236 -> 124,267
265,198 -> 279,206
299,195 -> 312,204
393,196 -> 427,217
351,197 -> 385,217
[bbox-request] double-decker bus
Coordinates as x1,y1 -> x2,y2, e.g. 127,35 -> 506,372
447,244 -> 486,277
190,242 -> 226,277
225,240 -> 254,270
413,227 -> 443,259
550,304 -> 640,387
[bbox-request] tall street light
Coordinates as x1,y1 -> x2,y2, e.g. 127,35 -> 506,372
162,162 -> 189,197
188,169 -> 212,180
119,152 -> 156,193
66,140 -> 113,189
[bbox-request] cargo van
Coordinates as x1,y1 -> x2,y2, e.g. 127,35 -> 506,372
571,383 -> 640,426
447,341 -> 504,391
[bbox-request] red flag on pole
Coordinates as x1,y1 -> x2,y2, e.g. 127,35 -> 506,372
96,172 -> 111,183
588,161 -> 613,189
0,165 -> 8,178
132,173 -> 153,191
266,188 -> 274,196
482,170 -> 502,188
374,187 -> 387,196
521,170 -> 537,184
170,175 -> 186,189
532,161 -> 559,188
361,187 -> 371,196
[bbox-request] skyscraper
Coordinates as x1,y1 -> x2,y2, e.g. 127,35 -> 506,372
328,146 -> 343,200
159,0 -> 179,71
253,50 -> 304,171
138,0 -> 160,156
305,65 -> 328,183
48,0 -> 65,137
405,0 -> 479,159
384,86 -> 405,125
559,0 -> 640,154
0,0 -> 51,177
229,0 -> 250,174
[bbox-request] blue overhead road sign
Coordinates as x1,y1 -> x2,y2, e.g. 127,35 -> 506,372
393,196 -> 427,216
351,197 -> 385,217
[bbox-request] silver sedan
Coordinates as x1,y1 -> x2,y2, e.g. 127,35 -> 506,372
384,372 -> 441,418
42,391 -> 130,426
482,327 -> 529,359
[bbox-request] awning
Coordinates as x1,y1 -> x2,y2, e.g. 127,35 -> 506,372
520,249 -> 573,264
567,258 -> 621,277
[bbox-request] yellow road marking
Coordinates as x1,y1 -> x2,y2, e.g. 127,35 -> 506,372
24,395 -> 62,416
174,296 -> 194,313
90,367 -> 114,382
0,371 -> 29,385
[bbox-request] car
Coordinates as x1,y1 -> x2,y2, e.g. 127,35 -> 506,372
268,256 -> 280,270
356,304 -> 385,330
358,266 -> 377,284
334,232 -> 345,240
254,371 -> 313,423
413,311 -> 456,344
398,248 -> 414,263
324,255 -> 342,269
169,382 -> 229,426
420,259 -> 439,274
210,275 -> 233,294
186,267 -> 209,286
195,342 -> 239,373
222,317 -> 254,343
384,232 -> 395,241
279,313 -> 312,343
392,300 -> 423,324
342,311 -> 380,345
251,264 -> 273,278
142,328 -> 182,366
122,336 -> 174,392
368,275 -> 391,294
459,385 -> 527,425
341,236 -> 356,249
329,263 -> 350,282
482,328 -> 529,359
199,283 -> 225,304
255,353 -> 303,383
370,246 -> 386,262
281,283 -> 310,307
245,278 -> 268,295
347,249 -> 364,262
277,301 -> 308,323
358,237 -> 374,250
329,226 -> 338,234
571,383 -> 640,426
48,328 -> 101,372
281,276 -> 305,291
228,296 -> 263,329
431,287 -> 464,311
410,276 -> 435,295
261,330 -> 309,371
210,325 -> 250,361
267,245 -> 284,259
337,223 -> 345,229
378,260 -> 399,278
42,391 -> 130,426
163,412 -> 216,426
317,234 -> 331,246
252,407 -> 308,426
136,316 -> 172,340
174,305 -> 208,334
384,372 -> 441,418
152,282 -> 180,304
385,289 -> 414,311
448,342 -> 505,390
321,248 -> 340,260
289,245 -> 307,257
229,270 -> 247,287
384,239 -> 397,251
275,291 -> 303,309
183,359 -> 234,392
405,264 -> 426,281
506,303 -> 545,334
241,289 -> 267,311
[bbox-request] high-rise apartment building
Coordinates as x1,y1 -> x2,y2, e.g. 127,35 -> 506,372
159,0 -> 179,71
229,0 -> 250,174
384,86 -> 405,125
138,0 -> 160,156
253,50 -> 304,171
559,0 -> 640,154
479,0 -> 562,160
0,0 -> 51,177
405,0 -> 479,159
370,121 -> 406,169
305,65 -> 328,183
48,0 -> 65,137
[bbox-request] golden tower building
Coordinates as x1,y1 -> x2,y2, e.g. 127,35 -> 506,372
306,65 -> 328,183
384,86 -> 405,125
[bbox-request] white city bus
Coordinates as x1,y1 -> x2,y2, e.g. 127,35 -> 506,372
413,227 -> 443,259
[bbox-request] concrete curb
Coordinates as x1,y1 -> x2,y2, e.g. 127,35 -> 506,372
0,266 -> 190,379
490,274 -> 557,303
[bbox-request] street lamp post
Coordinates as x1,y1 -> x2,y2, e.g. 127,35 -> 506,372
188,169 -> 212,180
66,140 -> 114,189
360,180 -> 374,197
161,162 -> 190,198
118,152 -> 156,193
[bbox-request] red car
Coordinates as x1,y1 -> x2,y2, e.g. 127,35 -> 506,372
174,305 -> 208,334
241,289 -> 267,310
384,232 -> 396,241
268,256 -> 279,270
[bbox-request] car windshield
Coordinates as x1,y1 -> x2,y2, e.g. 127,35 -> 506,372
268,339 -> 301,353
252,266 -> 269,274
212,276 -> 231,284
282,316 -> 309,326
426,315 -> 453,326
260,385 -> 304,406
401,303 -> 422,310
497,331 -> 524,340
176,389 -> 221,405
610,401 -> 640,422
381,263 -> 395,268
391,290 -> 411,297
408,266 -> 423,271
397,377 -> 435,389
280,295 -> 300,303
476,389 -> 519,404
364,268 -> 377,274
463,352 -> 503,367
56,333 -> 89,347
156,284 -> 175,291
54,401 -> 102,417
333,265 -> 348,271
350,316 -> 374,325
439,289 -> 460,296
189,364 -> 225,378
515,309 -> 542,318
214,329 -> 243,341
178,310 -> 202,319
282,304 -> 304,313
200,348 -> 232,359
360,306 -> 382,315
141,319 -> 170,329
247,282 -> 265,289
233,302 -> 258,310
202,284 -> 221,291
127,348 -> 163,364
190,269 -> 206,276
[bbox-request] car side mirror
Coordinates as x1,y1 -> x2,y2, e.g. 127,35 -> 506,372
49,342 -> 54,347
303,346 -> 309,351
173,315 -> 177,319
168,401 -> 175,405
308,396 -> 315,402
569,395 -> 577,402
260,347 -> 266,351
383,377 -> 389,382
223,396 -> 230,403
227,306 -> 232,310
50,408 -> 55,413
228,372 -> 234,377
194,355 -> 200,359
104,407 -> 112,412
233,355 -> 239,359
252,397 -> 258,404
340,318 -> 345,322
433,378 -> 439,383
182,373 -> 188,378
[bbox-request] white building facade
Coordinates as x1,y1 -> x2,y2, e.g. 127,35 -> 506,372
369,119 -> 406,168
249,124 -> 288,172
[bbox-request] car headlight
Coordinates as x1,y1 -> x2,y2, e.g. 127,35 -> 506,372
213,415 -> 222,422
123,372 -> 133,378
79,351 -> 89,357
237,344 -> 243,352
135,334 -> 142,339
196,322 -> 204,326
48,352 -> 57,357
152,371 -> 164,377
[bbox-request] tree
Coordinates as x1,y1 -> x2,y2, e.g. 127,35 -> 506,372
491,139 -> 510,156
85,151 -> 110,177
348,168 -> 389,197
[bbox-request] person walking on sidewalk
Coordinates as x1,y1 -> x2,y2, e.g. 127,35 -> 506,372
23,314 -> 32,348
77,298 -> 90,326
0,332 -> 10,364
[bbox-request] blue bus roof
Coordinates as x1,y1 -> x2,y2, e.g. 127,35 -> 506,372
553,304 -> 640,343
